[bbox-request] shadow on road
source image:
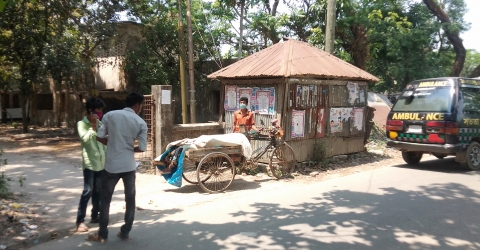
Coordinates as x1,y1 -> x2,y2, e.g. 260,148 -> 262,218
70,181 -> 480,249
164,178 -> 261,194
390,156 -> 480,174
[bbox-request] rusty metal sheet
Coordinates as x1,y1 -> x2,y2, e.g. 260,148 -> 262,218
208,40 -> 379,82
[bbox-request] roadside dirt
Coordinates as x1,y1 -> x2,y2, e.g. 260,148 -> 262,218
0,123 -> 403,249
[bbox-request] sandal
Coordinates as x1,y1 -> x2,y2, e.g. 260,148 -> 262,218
76,223 -> 89,232
117,231 -> 129,240
86,233 -> 106,243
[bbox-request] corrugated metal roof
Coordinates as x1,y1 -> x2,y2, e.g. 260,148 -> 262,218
208,39 -> 379,82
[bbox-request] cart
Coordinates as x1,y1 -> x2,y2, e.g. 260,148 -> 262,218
154,124 -> 295,194
181,145 -> 244,194
153,133 -> 251,194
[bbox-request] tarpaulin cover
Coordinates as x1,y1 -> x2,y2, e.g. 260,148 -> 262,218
154,146 -> 186,187
166,133 -> 252,159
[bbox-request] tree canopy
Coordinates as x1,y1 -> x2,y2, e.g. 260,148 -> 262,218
0,0 -> 477,128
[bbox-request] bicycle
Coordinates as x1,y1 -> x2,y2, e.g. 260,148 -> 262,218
243,119 -> 296,179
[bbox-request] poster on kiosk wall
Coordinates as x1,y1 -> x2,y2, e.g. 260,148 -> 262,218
224,86 -> 237,111
256,90 -> 270,114
237,88 -> 253,111
291,110 -> 305,138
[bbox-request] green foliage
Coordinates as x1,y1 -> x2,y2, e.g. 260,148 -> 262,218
0,149 -> 11,198
312,139 -> 329,168
0,148 -> 26,198
0,0 -> 472,122
461,50 -> 480,77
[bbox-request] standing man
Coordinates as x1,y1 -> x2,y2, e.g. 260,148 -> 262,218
233,96 -> 258,133
76,97 -> 106,232
87,92 -> 147,242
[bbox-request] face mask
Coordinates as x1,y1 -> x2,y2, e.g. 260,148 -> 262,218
95,111 -> 103,120
239,104 -> 247,109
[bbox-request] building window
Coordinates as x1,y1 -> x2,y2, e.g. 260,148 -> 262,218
36,94 -> 54,110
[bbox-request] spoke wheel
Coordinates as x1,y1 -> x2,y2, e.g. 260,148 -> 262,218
182,158 -> 210,184
197,152 -> 236,193
269,143 -> 296,179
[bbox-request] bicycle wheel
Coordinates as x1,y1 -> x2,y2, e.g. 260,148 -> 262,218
269,143 -> 296,179
182,158 -> 210,184
197,152 -> 236,193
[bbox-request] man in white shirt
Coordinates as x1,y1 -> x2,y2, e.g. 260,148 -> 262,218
87,92 -> 147,242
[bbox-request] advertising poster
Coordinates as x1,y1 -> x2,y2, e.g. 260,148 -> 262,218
296,85 -> 302,108
330,108 -> 343,133
317,108 -> 326,138
354,108 -> 364,130
256,90 -> 270,114
291,110 -> 305,138
262,87 -> 276,115
341,108 -> 353,121
238,88 -> 253,110
224,85 -> 237,111
251,87 -> 259,112
310,85 -> 315,107
347,82 -> 359,104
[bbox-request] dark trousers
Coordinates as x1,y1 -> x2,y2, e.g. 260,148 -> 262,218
98,170 -> 136,239
76,169 -> 104,224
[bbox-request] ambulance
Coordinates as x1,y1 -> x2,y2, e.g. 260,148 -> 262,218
386,77 -> 480,170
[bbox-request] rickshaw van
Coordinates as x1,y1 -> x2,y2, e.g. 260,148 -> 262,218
386,77 -> 480,170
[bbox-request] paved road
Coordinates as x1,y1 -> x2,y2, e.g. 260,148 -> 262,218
28,156 -> 480,250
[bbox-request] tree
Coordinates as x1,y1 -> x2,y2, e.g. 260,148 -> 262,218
423,0 -> 466,76
0,0 -> 51,132
460,50 -> 480,77
56,0 -> 127,94
124,0 -> 229,94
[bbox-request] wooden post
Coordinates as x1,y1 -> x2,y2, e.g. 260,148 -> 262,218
152,85 -> 173,175
177,0 -> 188,124
186,0 -> 196,123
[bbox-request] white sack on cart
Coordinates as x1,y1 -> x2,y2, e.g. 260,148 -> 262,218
164,133 -> 252,159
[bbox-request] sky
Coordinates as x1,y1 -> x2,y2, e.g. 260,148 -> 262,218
462,0 -> 479,52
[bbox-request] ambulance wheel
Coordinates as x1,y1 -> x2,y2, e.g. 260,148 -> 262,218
402,151 -> 423,165
462,141 -> 480,171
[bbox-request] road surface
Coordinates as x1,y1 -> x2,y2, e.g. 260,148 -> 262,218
29,156 -> 480,250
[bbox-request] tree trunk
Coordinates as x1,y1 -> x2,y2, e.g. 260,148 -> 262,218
20,93 -> 28,133
1,93 -> 7,123
423,0 -> 466,76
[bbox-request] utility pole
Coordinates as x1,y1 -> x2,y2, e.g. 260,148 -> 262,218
177,0 -> 188,124
186,0 -> 196,123
325,0 -> 336,54
238,1 -> 244,60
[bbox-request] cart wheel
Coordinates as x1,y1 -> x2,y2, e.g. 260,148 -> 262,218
269,143 -> 296,179
182,158 -> 210,184
197,152 -> 236,193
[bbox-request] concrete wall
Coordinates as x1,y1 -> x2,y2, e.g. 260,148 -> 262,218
94,22 -> 143,92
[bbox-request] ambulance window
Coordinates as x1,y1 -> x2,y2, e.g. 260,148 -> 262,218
392,86 -> 453,112
461,87 -> 480,114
